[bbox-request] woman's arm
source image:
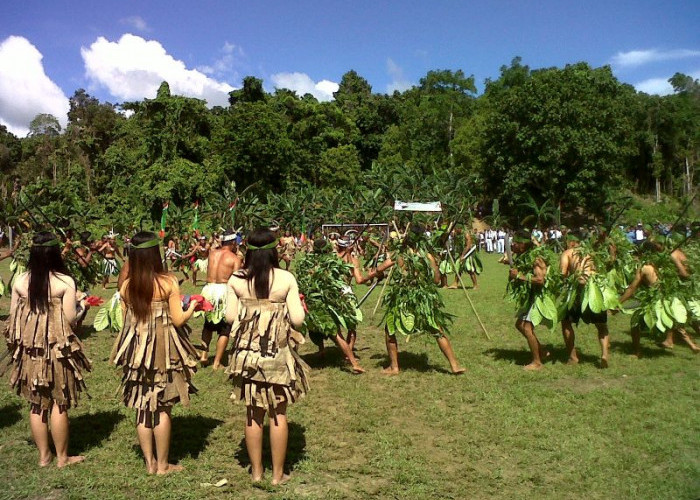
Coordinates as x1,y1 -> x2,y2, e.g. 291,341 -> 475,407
8,279 -> 20,323
167,276 -> 197,327
117,260 -> 130,291
285,277 -> 305,329
225,276 -> 240,324
61,279 -> 78,325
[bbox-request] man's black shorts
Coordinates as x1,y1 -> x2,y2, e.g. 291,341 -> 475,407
204,320 -> 232,336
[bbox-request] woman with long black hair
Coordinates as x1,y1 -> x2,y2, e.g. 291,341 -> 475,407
110,231 -> 199,475
5,231 -> 91,467
225,228 -> 309,485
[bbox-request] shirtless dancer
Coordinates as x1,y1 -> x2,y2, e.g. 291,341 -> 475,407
338,239 -> 382,354
98,235 -> 123,288
66,231 -> 95,329
560,232 -> 610,367
509,232 -> 549,370
456,230 -> 480,289
663,245 -> 700,350
372,227 -> 466,375
185,236 -> 210,285
309,239 -> 366,373
619,241 -> 699,354
199,230 -> 242,368
163,237 -> 180,271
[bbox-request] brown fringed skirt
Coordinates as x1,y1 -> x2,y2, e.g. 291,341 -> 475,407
110,300 -> 198,412
225,298 -> 310,416
4,297 -> 91,410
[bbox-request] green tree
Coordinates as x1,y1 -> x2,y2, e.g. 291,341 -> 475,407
478,62 -> 637,217
28,113 -> 61,137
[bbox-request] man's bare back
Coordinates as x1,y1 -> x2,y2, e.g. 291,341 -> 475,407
206,247 -> 242,283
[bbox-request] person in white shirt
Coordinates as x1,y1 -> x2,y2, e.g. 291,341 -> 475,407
497,229 -> 506,253
485,229 -> 493,252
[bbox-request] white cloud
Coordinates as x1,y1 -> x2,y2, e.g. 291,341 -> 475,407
634,70 -> 700,95
270,72 -> 338,101
198,41 -> 242,77
386,58 -> 413,93
611,48 -> 700,68
81,34 -> 234,107
634,77 -> 674,95
120,16 -> 149,32
0,36 -> 69,137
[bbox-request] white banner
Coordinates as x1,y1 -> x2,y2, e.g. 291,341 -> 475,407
393,201 -> 443,212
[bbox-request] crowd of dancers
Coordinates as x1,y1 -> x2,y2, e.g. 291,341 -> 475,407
1,219 -> 697,484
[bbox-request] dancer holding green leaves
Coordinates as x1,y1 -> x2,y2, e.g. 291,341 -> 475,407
377,226 -> 465,375
506,231 -> 558,370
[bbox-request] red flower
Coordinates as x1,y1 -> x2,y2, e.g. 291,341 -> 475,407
85,296 -> 104,307
299,293 -> 308,313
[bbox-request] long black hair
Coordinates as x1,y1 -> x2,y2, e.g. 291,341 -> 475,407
243,228 -> 279,299
127,231 -> 165,321
28,231 -> 72,313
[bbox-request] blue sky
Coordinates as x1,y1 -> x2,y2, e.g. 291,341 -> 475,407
1,0 -> 698,135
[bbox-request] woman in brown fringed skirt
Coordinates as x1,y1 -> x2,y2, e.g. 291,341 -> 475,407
111,231 -> 199,475
225,227 -> 309,485
5,231 -> 91,468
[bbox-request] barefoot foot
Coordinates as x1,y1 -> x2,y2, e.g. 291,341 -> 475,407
38,456 -> 53,467
381,367 -> 399,375
156,464 -> 184,475
147,459 -> 157,474
57,456 -> 85,468
451,367 -> 467,375
351,365 -> 365,374
271,473 -> 290,486
523,362 -> 543,371
599,358 -> 609,369
660,341 -> 674,349
566,357 -> 579,365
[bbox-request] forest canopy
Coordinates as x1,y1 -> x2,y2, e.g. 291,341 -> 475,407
0,58 -> 697,236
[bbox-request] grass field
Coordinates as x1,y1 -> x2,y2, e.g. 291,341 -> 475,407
0,253 -> 698,500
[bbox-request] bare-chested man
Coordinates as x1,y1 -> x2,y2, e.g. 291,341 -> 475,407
509,232 -> 550,370
199,230 -> 242,368
185,235 -> 210,285
372,226 -> 465,375
98,234 -> 123,288
560,231 -> 610,367
307,238 -> 367,373
163,236 -> 179,271
620,241 -> 700,354
664,245 -> 700,350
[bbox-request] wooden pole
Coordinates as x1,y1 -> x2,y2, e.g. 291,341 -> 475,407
447,249 -> 491,340
371,265 -> 394,317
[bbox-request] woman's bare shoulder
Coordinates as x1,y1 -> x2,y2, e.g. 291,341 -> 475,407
51,272 -> 75,289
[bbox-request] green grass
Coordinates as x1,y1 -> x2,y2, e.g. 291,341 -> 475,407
0,254 -> 698,499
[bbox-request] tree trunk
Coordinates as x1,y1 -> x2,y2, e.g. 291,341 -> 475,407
653,136 -> 661,203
